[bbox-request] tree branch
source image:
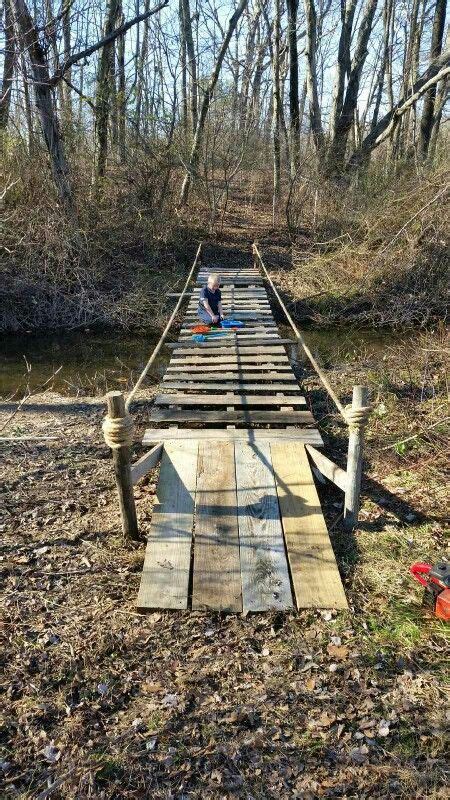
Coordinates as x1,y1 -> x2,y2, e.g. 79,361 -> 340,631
50,0 -> 169,85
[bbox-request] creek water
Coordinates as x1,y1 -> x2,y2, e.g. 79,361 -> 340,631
0,326 -> 410,399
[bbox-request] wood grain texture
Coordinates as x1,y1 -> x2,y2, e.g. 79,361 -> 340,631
270,442 -> 348,609
154,394 -> 307,407
192,442 -> 242,612
136,440 -> 198,611
235,441 -> 294,612
149,409 -> 315,424
143,428 -> 323,445
160,382 -> 301,392
163,371 -> 297,381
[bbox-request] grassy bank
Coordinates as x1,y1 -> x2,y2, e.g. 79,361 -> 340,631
1,330 -> 448,798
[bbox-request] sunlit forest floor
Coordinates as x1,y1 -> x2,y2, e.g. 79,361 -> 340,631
1,195 -> 448,797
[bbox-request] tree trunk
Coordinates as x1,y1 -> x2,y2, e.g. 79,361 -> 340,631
95,0 -> 121,180
117,11 -> 126,162
347,48 -> 450,174
11,0 -> 75,212
303,0 -> 325,153
135,0 -> 150,139
428,73 -> 448,159
272,0 -> 281,200
179,0 -> 188,140
179,0 -> 248,205
62,0 -> 73,132
287,0 -> 300,177
330,0 -> 358,139
327,0 -> 379,175
180,0 -> 197,132
419,0 -> 447,160
0,0 -> 15,131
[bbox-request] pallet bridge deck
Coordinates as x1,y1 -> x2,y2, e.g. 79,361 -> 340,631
137,261 -> 347,612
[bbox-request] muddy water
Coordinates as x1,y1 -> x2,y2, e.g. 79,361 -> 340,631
0,326 -> 411,399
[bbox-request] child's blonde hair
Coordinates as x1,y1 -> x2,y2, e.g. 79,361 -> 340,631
207,273 -> 220,286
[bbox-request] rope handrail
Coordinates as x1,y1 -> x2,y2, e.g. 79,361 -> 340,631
252,242 -> 348,422
125,242 -> 203,411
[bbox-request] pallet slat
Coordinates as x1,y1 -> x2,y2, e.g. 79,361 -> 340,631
270,442 -> 348,610
143,428 -> 323,445
235,441 -> 294,612
149,409 -> 315,424
192,442 -> 242,612
154,393 -> 307,407
136,441 -> 198,611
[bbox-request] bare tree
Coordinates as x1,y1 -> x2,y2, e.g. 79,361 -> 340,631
180,0 -> 249,205
419,0 -> 448,160
0,0 -> 15,131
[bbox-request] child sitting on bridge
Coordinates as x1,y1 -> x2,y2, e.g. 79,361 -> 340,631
198,273 -> 225,326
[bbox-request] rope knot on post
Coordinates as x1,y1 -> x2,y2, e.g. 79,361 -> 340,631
102,412 -> 134,449
344,404 -> 372,432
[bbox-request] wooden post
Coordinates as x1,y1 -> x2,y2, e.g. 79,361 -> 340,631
344,385 -> 369,530
106,391 -> 139,540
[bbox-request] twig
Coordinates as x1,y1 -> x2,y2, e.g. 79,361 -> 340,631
0,365 -> 63,433
381,417 -> 449,450
378,184 -> 449,256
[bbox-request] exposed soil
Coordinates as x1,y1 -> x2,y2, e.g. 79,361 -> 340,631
1,219 -> 448,798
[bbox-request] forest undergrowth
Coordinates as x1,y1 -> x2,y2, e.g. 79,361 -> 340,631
1,141 -> 448,333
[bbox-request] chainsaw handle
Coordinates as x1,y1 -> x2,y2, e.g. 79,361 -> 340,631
410,562 -> 432,586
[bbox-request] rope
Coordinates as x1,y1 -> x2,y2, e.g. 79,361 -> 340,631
253,242 -> 348,421
125,243 -> 202,411
102,413 -> 134,449
344,405 -> 372,432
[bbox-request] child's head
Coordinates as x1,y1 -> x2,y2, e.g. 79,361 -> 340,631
207,273 -> 220,290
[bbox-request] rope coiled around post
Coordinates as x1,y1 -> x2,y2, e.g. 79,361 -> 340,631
102,413 -> 134,449
344,405 -> 372,431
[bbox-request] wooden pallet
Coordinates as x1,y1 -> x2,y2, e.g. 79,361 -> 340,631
136,440 -> 347,611
137,261 -> 347,612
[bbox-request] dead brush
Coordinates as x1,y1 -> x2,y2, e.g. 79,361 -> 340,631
284,164 -> 449,327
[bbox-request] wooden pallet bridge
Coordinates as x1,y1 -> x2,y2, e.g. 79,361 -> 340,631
102,244 -> 371,614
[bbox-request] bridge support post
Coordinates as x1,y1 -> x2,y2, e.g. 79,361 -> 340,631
344,386 -> 369,530
103,391 -> 139,541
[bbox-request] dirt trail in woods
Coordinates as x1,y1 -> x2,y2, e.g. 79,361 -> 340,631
1,219 -> 448,798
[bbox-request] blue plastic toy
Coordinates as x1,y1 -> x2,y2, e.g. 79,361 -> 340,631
221,319 -> 244,328
192,332 -> 229,343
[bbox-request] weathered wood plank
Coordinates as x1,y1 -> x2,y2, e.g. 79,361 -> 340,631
235,441 -> 294,612
170,355 -> 291,366
168,338 -> 286,357
160,382 -> 301,392
163,370 -> 297,381
143,428 -> 324,445
305,444 -> 348,492
167,337 -> 289,349
154,393 -> 307,407
165,365 -> 294,374
270,442 -> 348,609
130,443 -> 163,485
136,440 -> 198,611
192,442 -> 242,612
171,346 -> 289,357
149,409 -> 314,424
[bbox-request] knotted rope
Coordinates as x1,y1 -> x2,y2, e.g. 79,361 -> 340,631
102,412 -> 134,449
344,404 -> 372,432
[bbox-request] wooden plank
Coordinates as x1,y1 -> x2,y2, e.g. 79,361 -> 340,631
131,443 -> 163,485
149,409 -> 314,424
168,339 -> 286,356
167,336 -> 289,349
154,393 -> 307,407
163,371 -> 297,381
165,365 -> 294,374
305,444 -> 348,492
192,442 -> 241,612
235,441 -> 294,612
160,382 -> 301,392
136,440 -> 198,611
170,355 -> 290,366
143,428 -> 323,445
270,442 -> 348,609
